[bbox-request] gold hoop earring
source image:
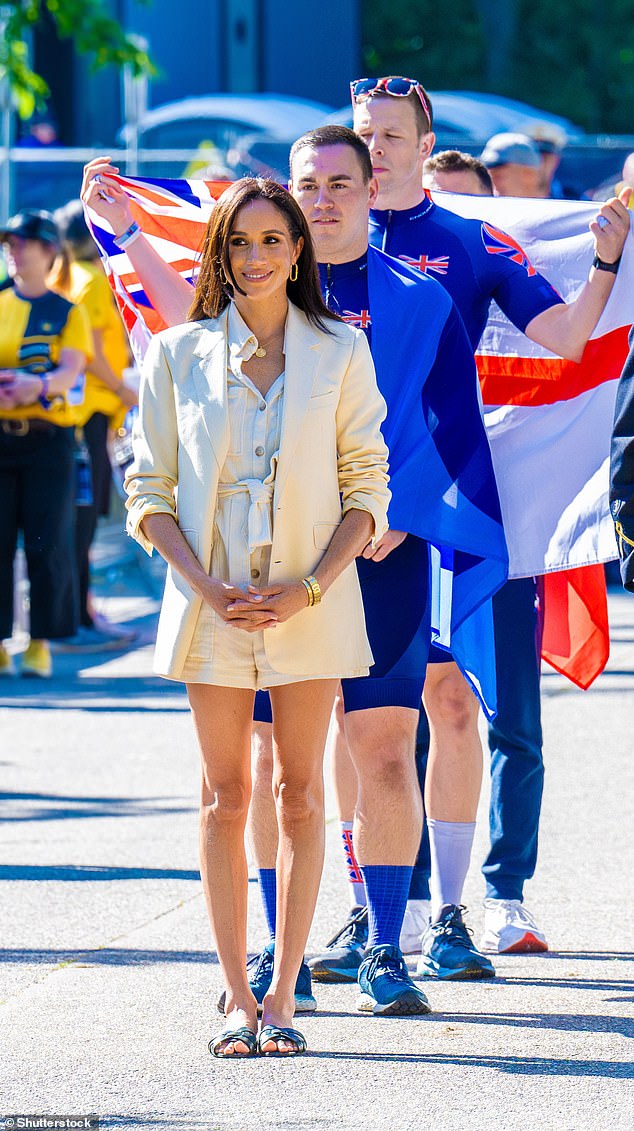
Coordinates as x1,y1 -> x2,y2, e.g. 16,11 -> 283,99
289,262 -> 299,283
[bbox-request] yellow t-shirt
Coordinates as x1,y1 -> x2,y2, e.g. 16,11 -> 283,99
0,287 -> 92,426
55,261 -> 131,425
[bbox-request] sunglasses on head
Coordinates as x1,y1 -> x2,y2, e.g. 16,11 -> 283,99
350,76 -> 432,127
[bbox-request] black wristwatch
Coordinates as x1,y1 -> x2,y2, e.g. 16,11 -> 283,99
592,253 -> 621,274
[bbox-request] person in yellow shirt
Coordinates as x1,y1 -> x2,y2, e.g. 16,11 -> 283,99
0,210 -> 92,677
52,201 -> 137,647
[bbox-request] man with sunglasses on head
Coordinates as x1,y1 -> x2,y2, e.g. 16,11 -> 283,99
336,75 -> 630,978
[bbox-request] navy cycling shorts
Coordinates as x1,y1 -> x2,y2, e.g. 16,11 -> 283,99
253,534 -> 430,721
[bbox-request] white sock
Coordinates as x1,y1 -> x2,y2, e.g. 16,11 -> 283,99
340,821 -> 366,909
427,818 -> 476,922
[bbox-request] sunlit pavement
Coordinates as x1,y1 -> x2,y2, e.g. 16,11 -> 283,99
1,505 -> 632,1131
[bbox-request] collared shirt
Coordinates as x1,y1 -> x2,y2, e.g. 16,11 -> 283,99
213,302 -> 286,587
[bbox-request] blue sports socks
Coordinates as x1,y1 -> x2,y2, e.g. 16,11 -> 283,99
361,864 -> 413,948
257,868 -> 277,939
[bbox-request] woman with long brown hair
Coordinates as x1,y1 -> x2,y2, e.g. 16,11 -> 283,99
125,178 -> 390,1058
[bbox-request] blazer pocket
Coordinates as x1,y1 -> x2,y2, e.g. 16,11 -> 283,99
307,390 -> 336,410
313,522 -> 340,551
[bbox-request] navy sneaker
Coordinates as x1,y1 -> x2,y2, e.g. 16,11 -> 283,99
357,943 -> 431,1015
416,904 -> 496,980
308,906 -> 369,984
216,941 -> 317,1015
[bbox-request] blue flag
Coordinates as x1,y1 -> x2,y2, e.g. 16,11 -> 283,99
367,247 -> 508,716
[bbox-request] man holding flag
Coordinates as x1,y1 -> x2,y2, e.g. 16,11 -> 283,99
344,76 -> 631,977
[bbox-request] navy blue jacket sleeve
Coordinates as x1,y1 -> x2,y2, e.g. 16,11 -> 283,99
610,326 -> 634,592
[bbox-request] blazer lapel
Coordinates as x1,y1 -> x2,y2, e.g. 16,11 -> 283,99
190,311 -> 230,469
274,303 -> 324,502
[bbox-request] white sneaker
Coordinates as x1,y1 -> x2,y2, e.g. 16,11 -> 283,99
481,898 -> 548,954
399,899 -> 431,955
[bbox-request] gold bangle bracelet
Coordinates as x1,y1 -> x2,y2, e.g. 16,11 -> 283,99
301,577 -> 315,606
303,574 -> 322,605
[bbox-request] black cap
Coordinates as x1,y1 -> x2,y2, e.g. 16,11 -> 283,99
0,209 -> 60,245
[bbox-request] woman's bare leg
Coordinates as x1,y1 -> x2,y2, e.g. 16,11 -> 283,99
188,682 -> 258,1054
261,678 -> 338,1052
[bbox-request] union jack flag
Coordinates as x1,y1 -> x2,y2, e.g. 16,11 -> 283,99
341,309 -> 372,329
481,221 -> 536,276
84,174 -> 230,364
398,252 -> 450,276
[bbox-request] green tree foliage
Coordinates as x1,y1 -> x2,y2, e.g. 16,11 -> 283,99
0,0 -> 156,118
362,0 -> 634,133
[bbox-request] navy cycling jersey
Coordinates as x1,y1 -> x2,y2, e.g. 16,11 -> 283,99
369,194 -> 562,350
318,254 -> 372,345
315,247 -> 499,545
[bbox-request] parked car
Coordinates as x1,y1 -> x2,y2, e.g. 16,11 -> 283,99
119,93 -> 334,152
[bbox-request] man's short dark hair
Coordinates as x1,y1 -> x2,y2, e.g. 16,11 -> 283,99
290,125 -> 373,184
424,150 -> 494,194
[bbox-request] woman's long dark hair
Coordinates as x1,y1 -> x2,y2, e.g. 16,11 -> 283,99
187,178 -> 337,330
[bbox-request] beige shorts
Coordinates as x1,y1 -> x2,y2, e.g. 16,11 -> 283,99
180,601 -> 347,689
179,540 -> 348,689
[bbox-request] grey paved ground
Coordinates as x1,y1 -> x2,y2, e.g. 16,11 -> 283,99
1,506 -> 633,1131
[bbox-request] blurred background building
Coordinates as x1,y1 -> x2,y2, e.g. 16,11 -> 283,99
26,0 -> 361,147
2,0 -> 633,219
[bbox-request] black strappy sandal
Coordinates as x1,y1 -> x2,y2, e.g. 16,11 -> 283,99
209,1026 -> 258,1058
257,1024 -> 307,1057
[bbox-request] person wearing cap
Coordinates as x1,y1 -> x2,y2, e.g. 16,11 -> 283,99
528,125 -> 567,199
0,210 -> 92,678
480,132 -> 545,198
50,200 -> 137,649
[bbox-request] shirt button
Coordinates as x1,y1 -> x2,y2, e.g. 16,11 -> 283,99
251,568 -> 260,579
259,403 -> 266,412
255,445 -> 264,456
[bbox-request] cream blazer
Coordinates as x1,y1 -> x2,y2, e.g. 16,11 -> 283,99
125,302 -> 390,680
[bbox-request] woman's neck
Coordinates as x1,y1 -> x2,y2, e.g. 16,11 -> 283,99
13,273 -> 48,299
233,292 -> 288,345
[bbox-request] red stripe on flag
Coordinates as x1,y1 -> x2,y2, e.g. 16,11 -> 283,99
541,564 -> 609,689
128,209 -> 207,251
202,180 -> 234,199
112,176 -> 231,208
478,325 -> 630,407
